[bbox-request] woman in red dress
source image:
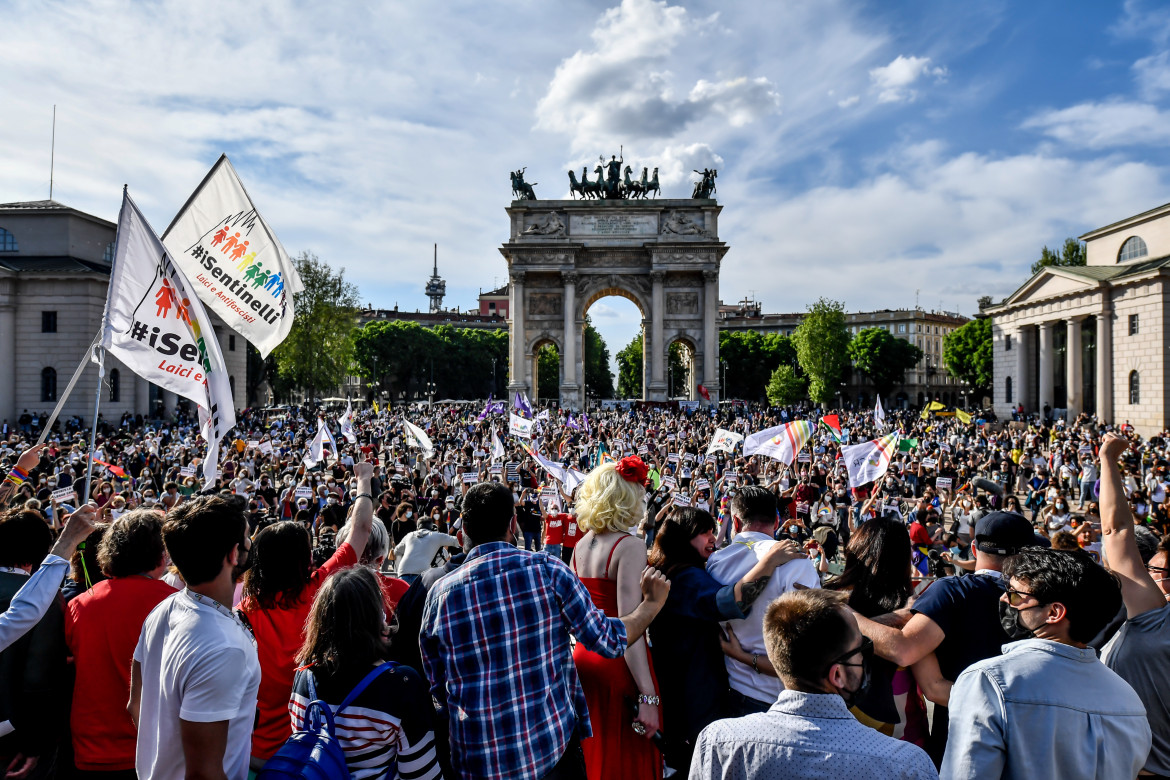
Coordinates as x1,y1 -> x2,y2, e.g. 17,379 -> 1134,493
571,456 -> 662,780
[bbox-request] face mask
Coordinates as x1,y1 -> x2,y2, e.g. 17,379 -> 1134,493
789,525 -> 799,534
405,511 -> 413,519
232,543 -> 253,581
998,599 -> 1038,641
838,655 -> 872,708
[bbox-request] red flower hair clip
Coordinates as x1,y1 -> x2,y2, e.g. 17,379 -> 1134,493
615,455 -> 649,487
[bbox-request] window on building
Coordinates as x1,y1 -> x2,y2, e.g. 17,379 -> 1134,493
1130,371 -> 1140,404
229,335 -> 236,351
488,302 -> 496,310
109,368 -> 120,402
230,375 -> 236,397
103,242 -> 115,262
1005,334 -> 1012,351
0,228 -> 16,253
41,311 -> 57,333
1118,236 -> 1148,263
41,367 -> 56,402
1129,314 -> 1139,336
898,323 -> 907,333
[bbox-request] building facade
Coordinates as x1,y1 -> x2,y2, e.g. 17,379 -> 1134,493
989,201 -> 1170,436
0,200 -> 248,427
718,298 -> 970,407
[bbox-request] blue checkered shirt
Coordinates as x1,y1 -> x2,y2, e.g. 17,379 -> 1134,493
420,542 -> 627,779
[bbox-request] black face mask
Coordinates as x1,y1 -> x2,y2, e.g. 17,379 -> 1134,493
232,543 -> 253,581
839,656 -> 872,709
998,599 -> 1038,641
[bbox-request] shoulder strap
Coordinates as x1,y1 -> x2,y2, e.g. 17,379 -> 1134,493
336,662 -> 398,715
603,534 -> 634,579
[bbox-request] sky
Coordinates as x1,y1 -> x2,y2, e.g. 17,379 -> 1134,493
5,0 -> 1170,371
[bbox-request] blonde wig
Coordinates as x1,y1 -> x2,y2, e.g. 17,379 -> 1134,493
575,462 -> 645,534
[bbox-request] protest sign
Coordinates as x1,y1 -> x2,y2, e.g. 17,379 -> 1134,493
259,440 -> 274,455
693,478 -> 710,492
51,486 -> 76,503
246,440 -> 260,449
294,486 -> 313,499
922,458 -> 937,469
462,472 -> 477,484
797,452 -> 811,463
661,475 -> 677,489
180,464 -> 196,478
672,493 -> 691,507
936,477 -> 953,491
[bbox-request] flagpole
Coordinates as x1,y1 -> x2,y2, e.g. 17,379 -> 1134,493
82,345 -> 105,504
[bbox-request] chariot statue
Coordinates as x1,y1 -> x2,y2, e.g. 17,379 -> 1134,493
691,168 -> 717,199
511,168 -> 537,200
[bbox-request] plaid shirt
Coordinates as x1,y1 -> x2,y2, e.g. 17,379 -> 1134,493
420,542 -> 627,779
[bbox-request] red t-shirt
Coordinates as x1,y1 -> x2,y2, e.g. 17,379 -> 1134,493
543,513 -> 566,545
239,543 -> 358,759
561,514 -> 582,549
65,576 -> 177,770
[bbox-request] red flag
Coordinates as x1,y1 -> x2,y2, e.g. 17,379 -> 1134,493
821,414 -> 842,435
697,384 -> 711,401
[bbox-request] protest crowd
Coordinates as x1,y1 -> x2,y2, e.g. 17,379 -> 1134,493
0,392 -> 1167,780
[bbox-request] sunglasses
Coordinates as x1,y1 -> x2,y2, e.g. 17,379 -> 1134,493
1003,586 -> 1038,607
825,635 -> 873,672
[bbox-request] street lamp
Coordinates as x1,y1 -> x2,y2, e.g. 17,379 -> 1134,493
721,360 -> 728,400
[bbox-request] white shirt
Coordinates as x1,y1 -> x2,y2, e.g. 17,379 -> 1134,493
134,590 -> 260,780
707,532 -> 821,703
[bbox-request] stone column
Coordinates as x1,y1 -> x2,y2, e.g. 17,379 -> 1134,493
702,269 -> 720,402
648,270 -> 667,400
161,389 -> 177,420
0,301 -> 15,425
560,271 -> 579,409
1066,318 -> 1082,417
1096,307 -> 1113,423
507,271 -> 527,395
1014,326 -> 1029,411
135,372 -> 150,417
1038,322 -> 1054,413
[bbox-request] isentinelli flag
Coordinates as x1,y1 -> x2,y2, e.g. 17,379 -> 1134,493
101,190 -> 236,487
162,155 -> 302,357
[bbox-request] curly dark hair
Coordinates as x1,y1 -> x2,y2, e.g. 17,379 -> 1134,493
98,509 -> 166,578
296,567 -> 390,676
647,507 -> 716,580
1003,547 -> 1122,643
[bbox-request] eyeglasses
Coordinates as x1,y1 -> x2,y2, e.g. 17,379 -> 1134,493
1003,586 -> 1038,607
825,635 -> 873,672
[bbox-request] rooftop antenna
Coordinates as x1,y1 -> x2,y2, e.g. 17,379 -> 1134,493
49,105 -> 56,200
915,289 -> 920,310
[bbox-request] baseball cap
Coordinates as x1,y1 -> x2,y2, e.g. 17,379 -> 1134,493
445,496 -> 455,504
974,511 -> 1036,556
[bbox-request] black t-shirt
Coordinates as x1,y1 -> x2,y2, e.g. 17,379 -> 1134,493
911,572 -> 1010,681
516,503 -> 542,533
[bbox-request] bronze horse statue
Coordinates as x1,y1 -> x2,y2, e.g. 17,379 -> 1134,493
511,168 -> 537,200
623,165 -> 645,199
644,167 -> 661,198
569,167 -> 601,199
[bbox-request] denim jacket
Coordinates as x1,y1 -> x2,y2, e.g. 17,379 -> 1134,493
942,638 -> 1151,779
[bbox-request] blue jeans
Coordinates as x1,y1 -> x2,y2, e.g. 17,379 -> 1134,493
523,530 -> 540,551
545,544 -> 562,560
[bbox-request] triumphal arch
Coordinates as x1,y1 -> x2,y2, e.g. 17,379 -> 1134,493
501,162 -> 727,410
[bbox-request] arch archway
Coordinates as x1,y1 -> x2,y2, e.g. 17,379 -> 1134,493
501,197 -> 727,409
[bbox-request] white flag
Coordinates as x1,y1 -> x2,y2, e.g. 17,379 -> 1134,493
509,413 -> 535,439
874,395 -> 886,430
743,420 -> 815,463
491,427 -> 506,460
101,190 -> 235,488
707,428 -> 744,455
403,418 -> 434,457
162,155 -> 302,357
339,400 -> 357,444
841,432 -> 900,488
303,417 -> 337,467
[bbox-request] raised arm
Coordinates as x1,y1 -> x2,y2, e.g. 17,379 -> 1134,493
613,540 -> 661,740
1099,433 -> 1165,618
346,461 -> 375,561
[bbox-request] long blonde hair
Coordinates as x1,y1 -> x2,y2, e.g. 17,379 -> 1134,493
575,462 -> 644,534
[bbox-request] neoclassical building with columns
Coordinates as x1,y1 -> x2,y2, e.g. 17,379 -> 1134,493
988,200 -> 1170,435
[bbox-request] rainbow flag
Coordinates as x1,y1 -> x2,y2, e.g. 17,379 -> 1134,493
841,432 -> 900,488
743,420 -> 816,463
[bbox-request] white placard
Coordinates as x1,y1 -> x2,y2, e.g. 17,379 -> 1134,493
247,440 -> 260,449
259,440 -> 274,455
294,486 -> 313,499
661,476 -> 677,489
922,458 -> 937,469
462,472 -> 477,483
936,477 -> 953,491
797,452 -> 811,463
180,465 -> 197,478
693,478 -> 711,491
668,453 -> 680,464
672,493 -> 691,506
51,486 -> 76,503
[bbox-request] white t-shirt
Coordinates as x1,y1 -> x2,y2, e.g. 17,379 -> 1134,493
707,532 -> 822,704
134,590 -> 260,780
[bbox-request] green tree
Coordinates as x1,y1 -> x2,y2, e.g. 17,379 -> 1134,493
615,334 -> 689,399
537,344 -> 560,401
354,321 -> 508,401
766,365 -> 806,406
1031,237 -> 1086,276
792,298 -> 851,405
271,252 -> 359,400
943,317 -> 992,395
847,327 -> 924,400
582,319 -> 614,399
719,330 -> 798,400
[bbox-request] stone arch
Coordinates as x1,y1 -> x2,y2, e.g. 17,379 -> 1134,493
530,334 -> 562,403
501,197 -> 728,409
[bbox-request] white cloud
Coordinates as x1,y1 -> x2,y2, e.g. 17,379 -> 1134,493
1133,50 -> 1170,96
1022,100 -> 1170,148
869,55 -> 947,103
837,95 -> 860,108
534,0 -> 779,150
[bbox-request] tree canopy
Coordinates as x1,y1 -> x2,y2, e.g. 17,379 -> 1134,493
719,330 -> 798,401
942,317 -> 992,396
615,334 -> 689,399
847,327 -> 924,400
353,320 -> 508,401
1031,237 -> 1086,276
792,298 -> 852,405
766,365 -> 805,407
271,252 -> 359,400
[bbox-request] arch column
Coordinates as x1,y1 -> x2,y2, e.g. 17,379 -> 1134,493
647,270 -> 667,401
560,272 -> 581,410
0,302 -> 14,424
702,269 -> 720,403
507,271 -> 529,398
1038,322 -> 1055,414
1096,307 -> 1112,423
1014,326 -> 1030,412
1066,317 -> 1083,417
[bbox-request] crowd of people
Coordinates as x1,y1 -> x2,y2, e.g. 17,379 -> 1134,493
0,396 -> 1167,780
